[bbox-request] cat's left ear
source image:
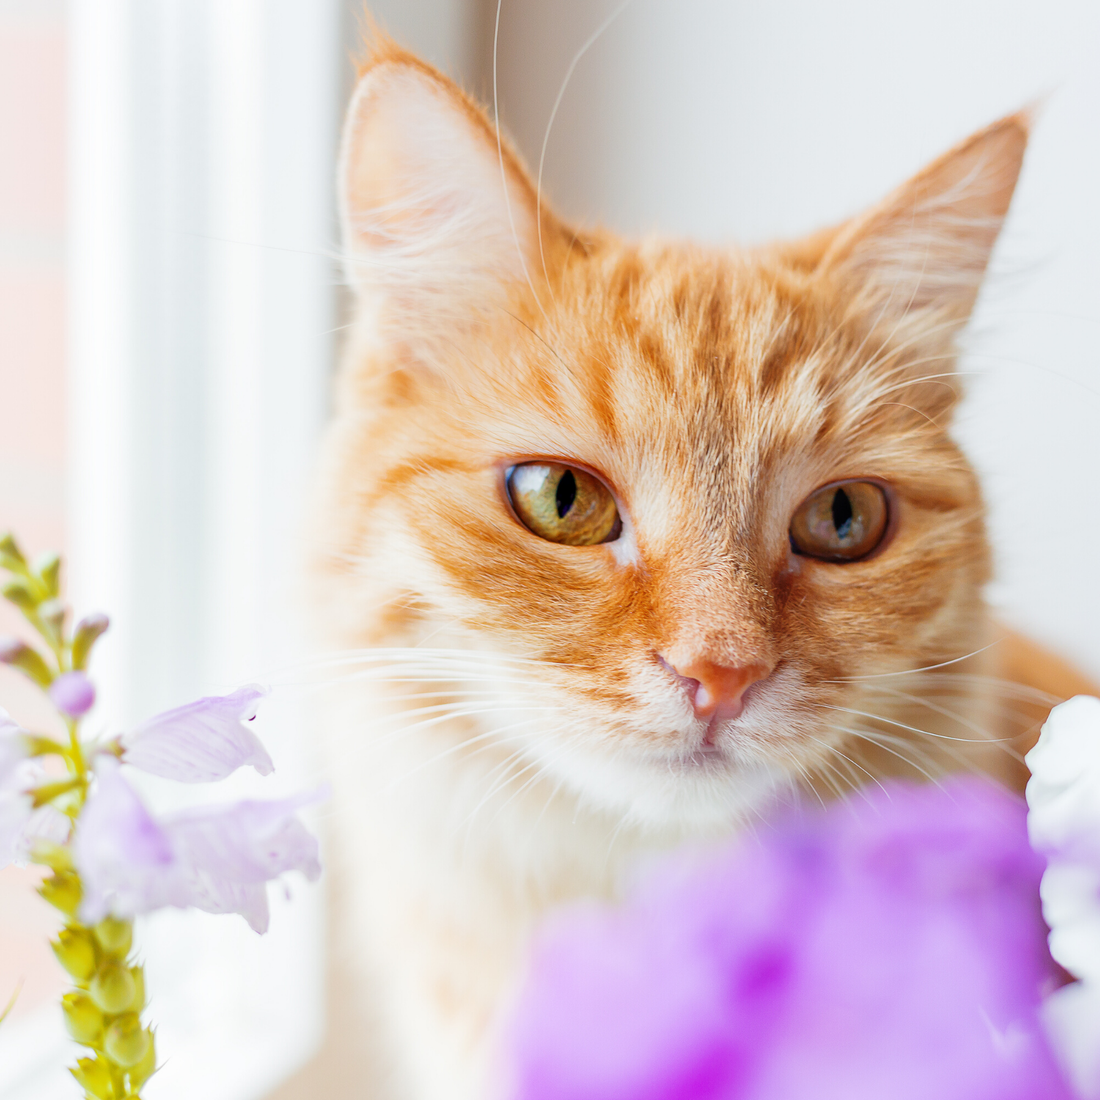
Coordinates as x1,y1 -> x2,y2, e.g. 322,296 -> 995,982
816,112 -> 1029,329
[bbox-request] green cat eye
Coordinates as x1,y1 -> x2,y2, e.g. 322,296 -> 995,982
789,480 -> 889,562
506,463 -> 621,546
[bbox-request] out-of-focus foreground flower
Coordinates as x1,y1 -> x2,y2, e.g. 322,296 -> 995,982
1027,695 -> 1100,1099
506,777 -> 1071,1100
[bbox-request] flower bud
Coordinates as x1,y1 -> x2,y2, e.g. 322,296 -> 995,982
0,532 -> 26,570
93,916 -> 133,957
104,1013 -> 150,1068
37,597 -> 66,646
33,550 -> 61,597
1,576 -> 38,612
39,871 -> 83,915
90,961 -> 137,1014
127,1029 -> 157,1089
70,1055 -> 114,1100
52,928 -> 97,982
0,637 -> 53,688
72,612 -> 110,671
62,992 -> 105,1044
49,670 -> 96,718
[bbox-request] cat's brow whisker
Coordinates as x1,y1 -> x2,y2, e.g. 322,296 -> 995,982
534,0 -> 634,294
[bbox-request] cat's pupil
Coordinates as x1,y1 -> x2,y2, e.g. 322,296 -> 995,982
556,470 -> 577,518
831,488 -> 853,540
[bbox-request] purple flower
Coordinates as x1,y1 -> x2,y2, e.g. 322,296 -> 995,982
121,685 -> 273,782
508,778 -> 1071,1100
75,756 -> 323,933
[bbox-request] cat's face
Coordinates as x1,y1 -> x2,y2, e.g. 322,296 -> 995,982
313,45 -> 1026,829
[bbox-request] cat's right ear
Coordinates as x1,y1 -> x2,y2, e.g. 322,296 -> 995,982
339,47 -> 545,368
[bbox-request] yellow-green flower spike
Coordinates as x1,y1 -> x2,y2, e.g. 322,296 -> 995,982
104,1013 -> 150,1068
39,870 -> 83,915
52,928 -> 97,982
89,961 -> 137,1015
33,550 -> 61,597
126,1030 -> 157,1091
93,916 -> 133,957
128,966 -> 145,1013
70,1054 -> 114,1100
62,992 -> 105,1044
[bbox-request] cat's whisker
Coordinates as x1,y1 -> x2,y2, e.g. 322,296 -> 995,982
835,726 -> 949,789
804,734 -> 892,800
825,640 -> 1003,681
819,702 -> 1009,743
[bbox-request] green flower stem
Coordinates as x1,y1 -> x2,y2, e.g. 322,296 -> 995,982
3,535 -> 157,1098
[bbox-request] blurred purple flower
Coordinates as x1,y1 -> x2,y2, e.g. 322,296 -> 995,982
121,685 -> 273,783
75,756 -> 323,933
49,670 -> 97,717
508,777 -> 1071,1100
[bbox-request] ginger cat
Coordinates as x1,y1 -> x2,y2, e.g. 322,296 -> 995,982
308,40 -> 1095,1100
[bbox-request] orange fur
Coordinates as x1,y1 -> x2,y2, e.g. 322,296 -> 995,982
307,43 -> 1090,1100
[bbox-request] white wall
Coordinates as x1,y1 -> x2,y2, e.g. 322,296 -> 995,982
492,0 -> 1100,678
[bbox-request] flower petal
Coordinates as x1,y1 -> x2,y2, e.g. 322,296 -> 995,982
75,758 -> 325,931
122,685 -> 274,782
0,706 -> 28,787
162,789 -> 326,933
74,756 -> 178,923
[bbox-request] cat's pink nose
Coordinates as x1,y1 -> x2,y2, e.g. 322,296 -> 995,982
669,657 -> 771,721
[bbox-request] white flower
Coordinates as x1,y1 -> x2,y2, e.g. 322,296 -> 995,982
1026,694 -> 1100,1098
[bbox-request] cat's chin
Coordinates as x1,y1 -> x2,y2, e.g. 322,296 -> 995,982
544,737 -> 790,835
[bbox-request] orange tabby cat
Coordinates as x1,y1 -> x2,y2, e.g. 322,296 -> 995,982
308,39 -> 1092,1100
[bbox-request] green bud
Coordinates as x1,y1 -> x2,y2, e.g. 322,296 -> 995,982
31,776 -> 83,809
0,637 -> 53,687
126,1029 -> 157,1090
2,576 -> 38,612
39,870 -> 82,915
72,613 -> 110,671
128,966 -> 145,1013
0,532 -> 27,570
89,961 -> 137,1014
104,1013 -> 149,1068
70,1055 -> 114,1099
37,597 -> 66,645
52,928 -> 97,982
33,550 -> 62,597
29,838 -> 74,871
93,916 -> 133,957
62,991 -> 105,1044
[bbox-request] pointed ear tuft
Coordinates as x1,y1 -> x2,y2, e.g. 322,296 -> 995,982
818,112 -> 1030,326
339,54 -> 545,365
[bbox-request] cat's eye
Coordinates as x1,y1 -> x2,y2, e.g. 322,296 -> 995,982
789,480 -> 889,562
506,462 -> 621,546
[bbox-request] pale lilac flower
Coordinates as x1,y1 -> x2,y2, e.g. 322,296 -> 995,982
75,756 -> 323,933
121,685 -> 273,782
0,707 -> 33,868
49,670 -> 96,717
508,777 -> 1070,1100
0,707 -> 67,867
1026,695 -> 1100,1098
